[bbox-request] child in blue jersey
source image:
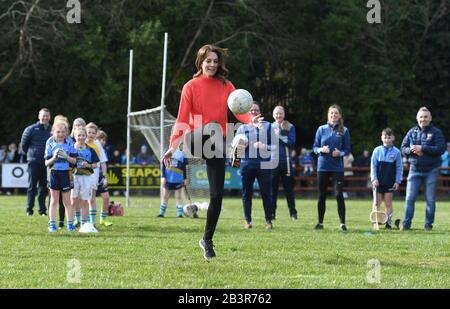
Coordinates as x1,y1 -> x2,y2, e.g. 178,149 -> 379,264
71,127 -> 99,227
96,130 -> 113,226
85,122 -> 108,225
44,122 -> 77,232
370,128 -> 403,229
158,149 -> 188,218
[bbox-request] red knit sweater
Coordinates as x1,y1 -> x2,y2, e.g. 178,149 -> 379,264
169,75 -> 252,149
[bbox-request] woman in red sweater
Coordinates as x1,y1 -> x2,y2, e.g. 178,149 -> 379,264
163,44 -> 260,260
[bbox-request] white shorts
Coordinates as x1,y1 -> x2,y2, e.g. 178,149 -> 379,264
90,170 -> 100,191
72,175 -> 93,201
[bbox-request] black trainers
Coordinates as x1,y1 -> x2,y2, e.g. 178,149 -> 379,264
385,222 -> 392,229
424,225 -> 433,231
340,224 -> 348,232
314,223 -> 323,230
199,238 -> 216,260
290,214 -> 298,220
402,225 -> 411,231
394,219 -> 401,229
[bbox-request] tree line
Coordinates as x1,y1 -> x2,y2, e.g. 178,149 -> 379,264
0,0 -> 448,154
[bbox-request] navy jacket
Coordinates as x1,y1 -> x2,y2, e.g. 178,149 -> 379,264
237,121 -> 275,164
20,122 -> 52,164
401,124 -> 446,172
313,123 -> 351,172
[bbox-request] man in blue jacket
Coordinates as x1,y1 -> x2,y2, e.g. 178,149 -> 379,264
271,106 -> 298,221
20,108 -> 52,216
401,107 -> 446,231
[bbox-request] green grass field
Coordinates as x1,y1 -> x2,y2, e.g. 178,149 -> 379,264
0,195 -> 449,288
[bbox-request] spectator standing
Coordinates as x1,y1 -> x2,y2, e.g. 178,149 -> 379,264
401,107 -> 446,231
20,108 -> 52,216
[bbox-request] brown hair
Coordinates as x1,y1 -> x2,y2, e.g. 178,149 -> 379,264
96,130 -> 107,141
85,122 -> 99,133
193,44 -> 229,84
328,104 -> 344,135
382,128 -> 394,136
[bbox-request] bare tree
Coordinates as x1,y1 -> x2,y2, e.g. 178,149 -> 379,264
0,0 -> 67,87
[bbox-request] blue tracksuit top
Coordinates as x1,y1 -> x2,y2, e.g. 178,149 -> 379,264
401,124 -> 446,172
271,121 -> 296,163
313,123 -> 351,172
44,139 -> 77,171
162,150 -> 187,184
370,145 -> 403,186
237,121 -> 274,164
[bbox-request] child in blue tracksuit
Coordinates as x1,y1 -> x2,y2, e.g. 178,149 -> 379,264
159,149 -> 188,218
370,128 -> 403,229
44,122 -> 77,232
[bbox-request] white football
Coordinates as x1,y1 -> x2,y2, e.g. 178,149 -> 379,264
183,204 -> 199,217
227,89 -> 253,114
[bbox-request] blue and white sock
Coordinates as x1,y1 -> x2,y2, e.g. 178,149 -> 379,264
89,209 -> 97,224
159,203 -> 167,216
176,205 -> 183,217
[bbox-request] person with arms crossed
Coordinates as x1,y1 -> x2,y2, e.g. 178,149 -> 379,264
21,108 -> 52,216
401,107 -> 446,231
270,106 -> 298,221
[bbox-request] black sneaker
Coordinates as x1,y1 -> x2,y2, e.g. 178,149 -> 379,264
157,214 -> 164,218
314,223 -> 324,230
199,238 -> 216,260
394,219 -> 401,229
26,211 -> 33,216
290,214 -> 298,220
424,225 -> 433,231
385,222 -> 392,229
58,222 -> 64,229
402,225 -> 411,231
340,224 -> 348,232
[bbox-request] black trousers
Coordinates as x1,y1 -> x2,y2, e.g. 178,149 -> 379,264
204,157 -> 225,241
241,162 -> 272,224
317,171 -> 346,224
271,163 -> 297,217
26,161 -> 48,215
184,127 -> 226,241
